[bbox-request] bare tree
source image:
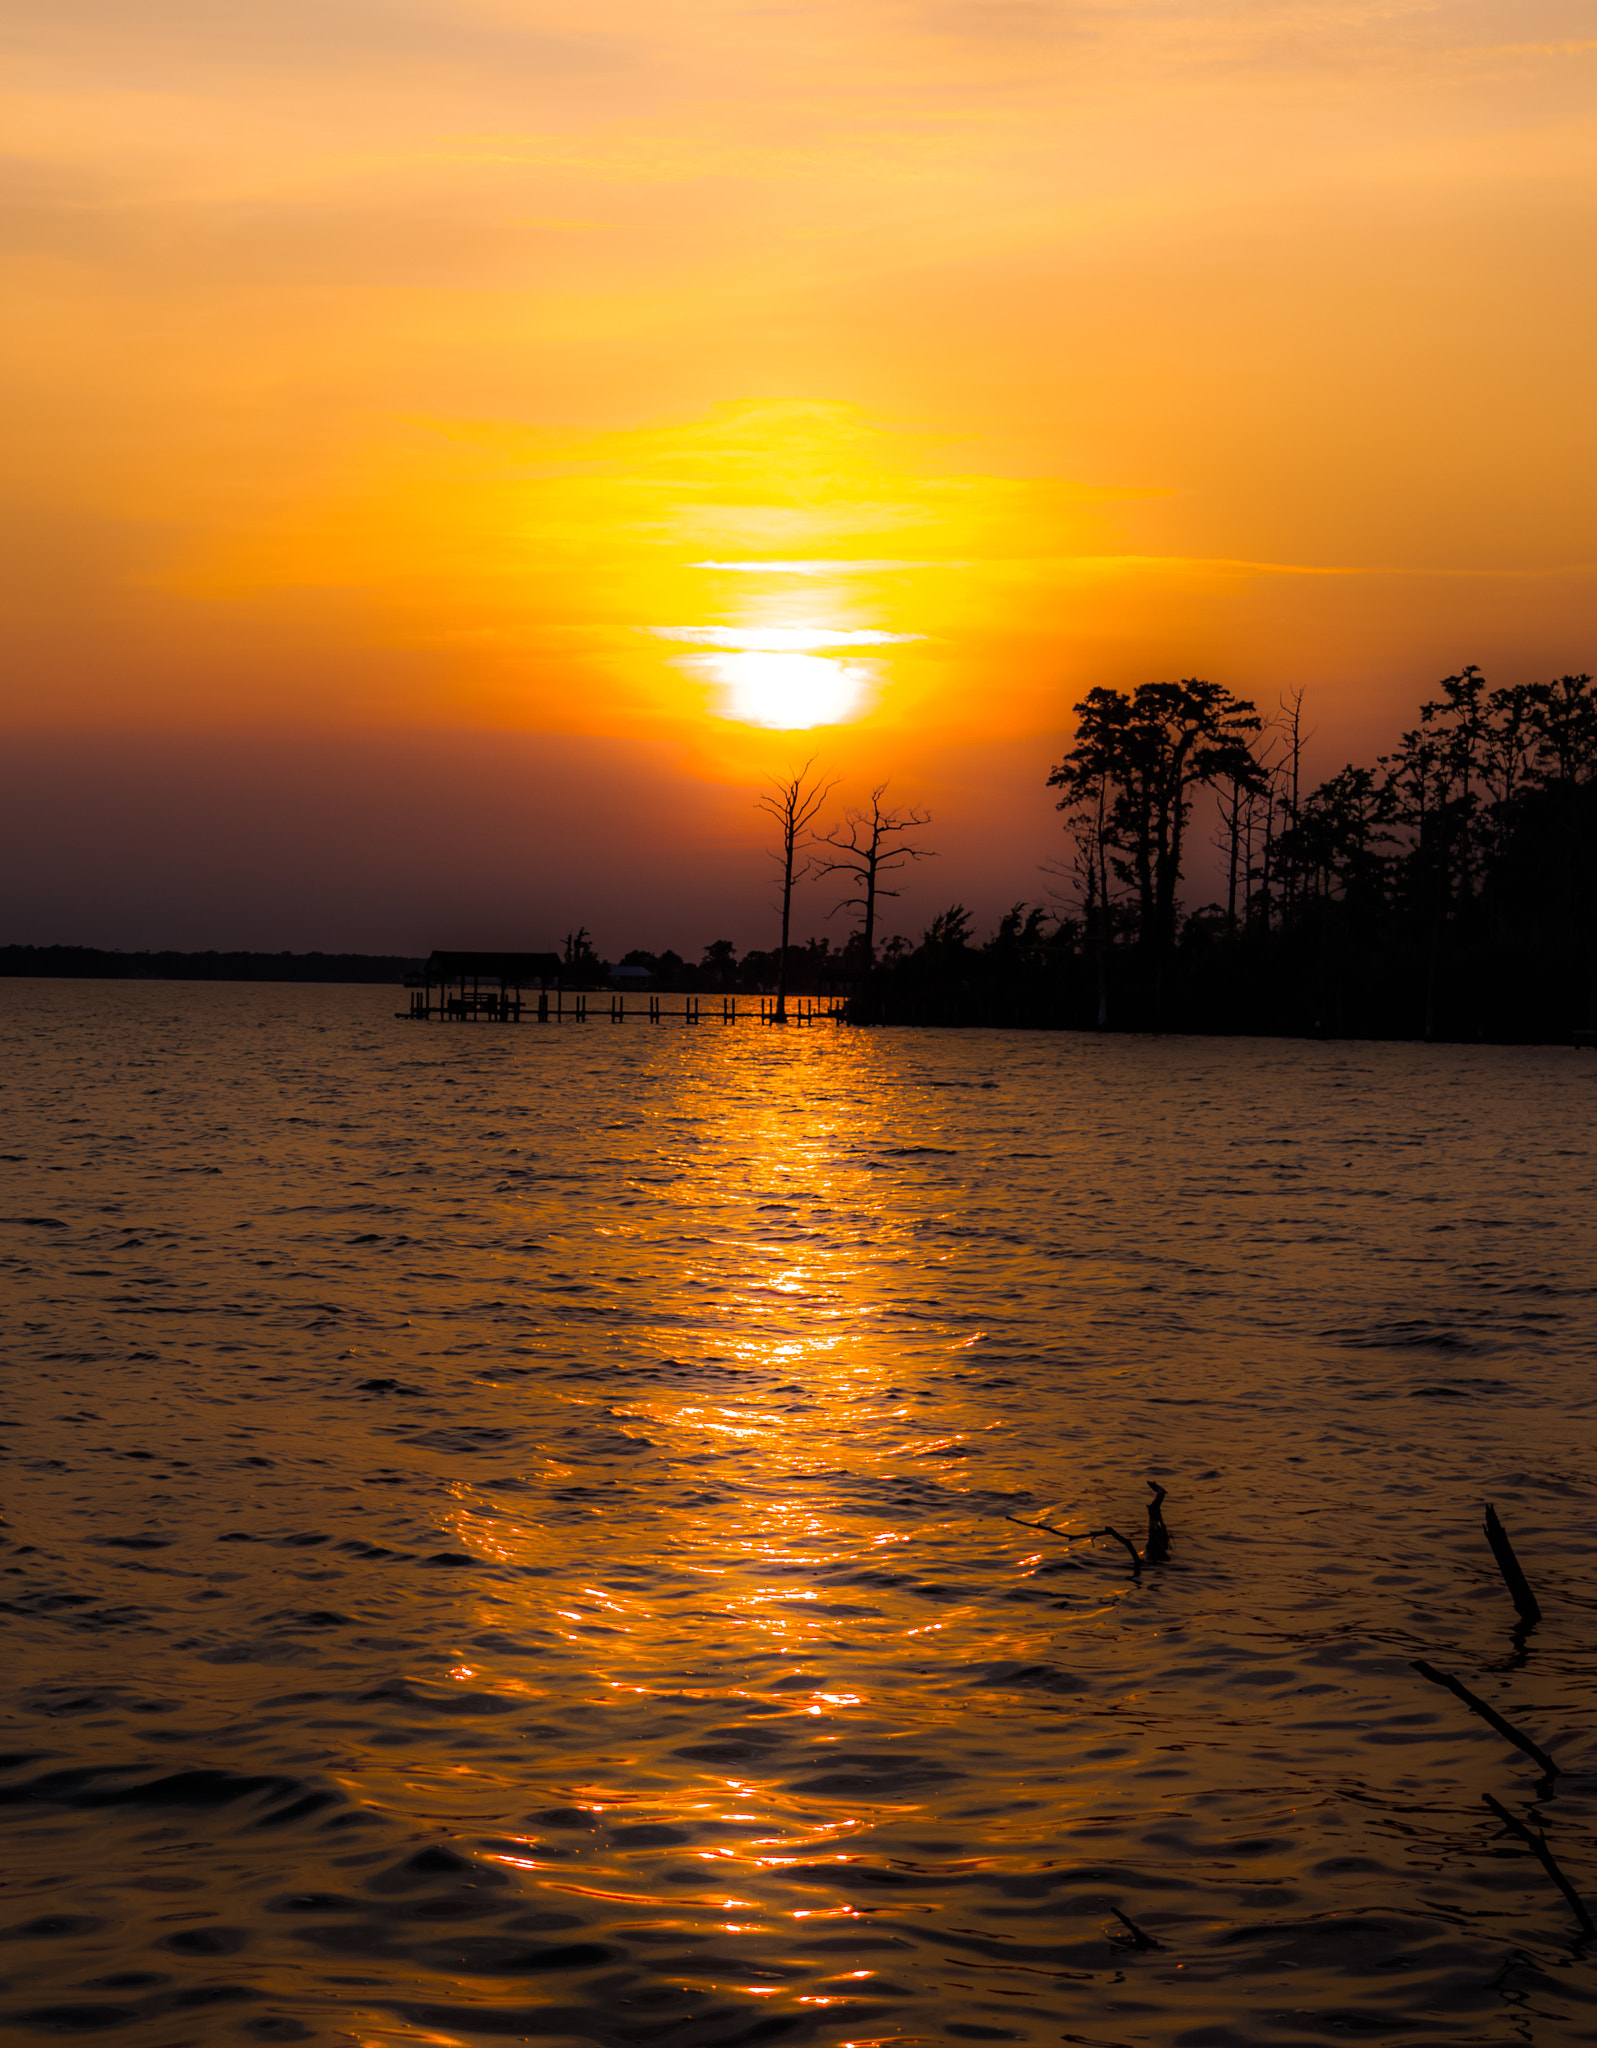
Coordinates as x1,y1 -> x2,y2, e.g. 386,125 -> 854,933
1042,764 -> 1117,1027
1279,688 -> 1315,920
1213,722 -> 1285,932
814,783 -> 934,963
756,760 -> 835,1021
1216,770 -> 1247,930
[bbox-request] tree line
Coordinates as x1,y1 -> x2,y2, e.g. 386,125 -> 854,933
590,666 -> 1596,1038
19,664 -> 1586,1041
697,666 -> 1594,1039
1037,666 -> 1596,1039
0,947 -> 427,983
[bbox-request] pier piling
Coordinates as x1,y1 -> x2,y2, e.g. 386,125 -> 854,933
400,952 -> 846,1026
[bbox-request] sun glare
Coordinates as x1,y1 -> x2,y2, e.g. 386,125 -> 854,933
651,601 -> 920,730
707,648 -> 870,729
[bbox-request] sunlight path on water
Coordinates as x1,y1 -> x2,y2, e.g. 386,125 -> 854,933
2,985 -> 1597,2045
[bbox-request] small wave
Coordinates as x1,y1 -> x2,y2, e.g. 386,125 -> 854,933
0,1764 -> 343,1823
1324,1319 -> 1485,1353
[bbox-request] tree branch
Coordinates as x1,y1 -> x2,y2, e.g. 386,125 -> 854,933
1411,1659 -> 1557,1777
1484,1502 -> 1542,1628
1006,1513 -> 1145,1572
1483,1794 -> 1594,1936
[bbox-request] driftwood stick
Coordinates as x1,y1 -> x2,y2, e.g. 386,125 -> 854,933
1483,1793 -> 1594,1935
1006,1514 -> 1079,1540
1484,1503 -> 1542,1628
1094,1526 -> 1144,1569
1411,1659 -> 1557,1778
1110,1906 -> 1158,1950
1005,1515 -> 1143,1571
1007,1479 -> 1171,1571
1144,1481 -> 1171,1563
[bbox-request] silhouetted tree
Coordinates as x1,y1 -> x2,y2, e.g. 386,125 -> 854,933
789,935 -> 838,991
1049,679 -> 1265,1013
1278,688 -> 1313,921
1045,688 -> 1126,1025
563,927 -> 605,981
815,784 -> 934,962
756,760 -> 835,1021
983,905 -> 1058,993
700,938 -> 737,987
1526,674 -> 1597,1024
1382,691 -> 1472,1038
1215,767 -> 1250,931
986,903 -> 1052,955
1528,674 -> 1597,783
1282,765 -> 1390,909
921,903 -> 974,962
1258,666 -> 1597,1038
501,663 -> 1597,1041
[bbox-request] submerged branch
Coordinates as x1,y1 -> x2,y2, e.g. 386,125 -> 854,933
1005,1512 -> 1140,1568
1144,1481 -> 1171,1562
1007,1481 -> 1171,1572
1483,1793 -> 1594,1936
1110,1907 -> 1159,1950
1411,1659 -> 1558,1778
1005,1514 -> 1077,1541
1091,1525 -> 1143,1569
1484,1503 -> 1542,1628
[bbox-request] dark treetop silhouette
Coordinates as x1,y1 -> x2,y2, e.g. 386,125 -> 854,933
851,666 -> 1597,1040
814,782 -> 934,968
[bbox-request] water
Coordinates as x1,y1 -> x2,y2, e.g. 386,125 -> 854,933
4,982 -> 1597,2047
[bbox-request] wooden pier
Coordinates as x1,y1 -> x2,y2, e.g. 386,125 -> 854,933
399,951 -> 845,1025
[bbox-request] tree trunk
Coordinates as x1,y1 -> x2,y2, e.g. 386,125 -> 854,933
1165,800 -> 1186,957
1225,777 -> 1240,929
776,836 -> 795,1022
1095,789 -> 1112,1027
1286,691 -> 1304,921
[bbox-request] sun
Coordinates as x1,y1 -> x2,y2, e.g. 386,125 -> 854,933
708,648 -> 870,729
651,608 -> 919,729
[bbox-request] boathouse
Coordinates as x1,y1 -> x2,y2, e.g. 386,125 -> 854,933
403,950 -> 563,1022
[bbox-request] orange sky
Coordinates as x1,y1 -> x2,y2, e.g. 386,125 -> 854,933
4,0 -> 1596,953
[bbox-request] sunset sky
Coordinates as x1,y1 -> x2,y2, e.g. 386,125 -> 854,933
5,0 -> 1595,955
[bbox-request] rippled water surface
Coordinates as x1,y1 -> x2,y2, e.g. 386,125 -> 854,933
5,983 -> 1597,2047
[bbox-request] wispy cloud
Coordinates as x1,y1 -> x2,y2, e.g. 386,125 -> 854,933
691,559 -> 958,576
